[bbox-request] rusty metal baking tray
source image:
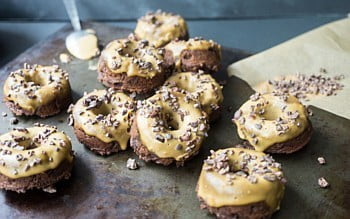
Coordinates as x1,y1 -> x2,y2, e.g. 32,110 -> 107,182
0,23 -> 348,218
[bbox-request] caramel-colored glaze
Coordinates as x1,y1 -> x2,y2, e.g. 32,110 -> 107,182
233,93 -> 310,152
164,72 -> 223,116
99,38 -> 164,78
165,38 -> 221,71
197,148 -> 285,211
3,64 -> 71,114
0,126 -> 74,179
66,29 -> 100,60
72,90 -> 135,149
135,11 -> 188,48
136,87 -> 209,161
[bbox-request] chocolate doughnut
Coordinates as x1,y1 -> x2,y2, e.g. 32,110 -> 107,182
164,38 -> 221,74
134,10 -> 189,48
164,71 -> 223,121
232,92 -> 312,153
130,86 -> 209,166
197,147 -> 286,219
71,89 -> 135,156
3,64 -> 72,118
97,38 -> 168,94
0,124 -> 74,193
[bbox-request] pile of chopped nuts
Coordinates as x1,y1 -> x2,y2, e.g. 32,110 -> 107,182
204,149 -> 286,185
268,70 -> 344,100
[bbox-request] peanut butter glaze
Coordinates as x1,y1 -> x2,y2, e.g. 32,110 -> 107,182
233,92 -> 310,152
3,64 -> 71,114
164,72 -> 223,116
66,29 -> 100,60
72,89 -> 135,150
165,38 -> 221,71
135,10 -> 188,48
135,86 -> 209,161
0,125 -> 74,179
98,38 -> 165,79
197,148 -> 285,211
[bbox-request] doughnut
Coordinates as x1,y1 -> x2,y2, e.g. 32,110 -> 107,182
71,89 -> 135,156
232,92 -> 312,153
134,10 -> 189,48
164,71 -> 223,121
130,86 -> 209,166
97,38 -> 168,94
3,63 -> 72,118
164,38 -> 221,73
0,124 -> 74,193
197,147 -> 286,219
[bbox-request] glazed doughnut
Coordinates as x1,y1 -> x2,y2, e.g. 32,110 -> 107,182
97,38 -> 168,94
130,87 -> 209,166
164,72 -> 223,121
134,10 -> 189,48
0,124 -> 74,193
3,64 -> 72,118
164,38 -> 221,73
232,92 -> 312,153
71,89 -> 135,156
197,147 -> 286,219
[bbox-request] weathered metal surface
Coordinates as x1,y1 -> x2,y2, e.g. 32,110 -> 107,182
0,23 -> 348,219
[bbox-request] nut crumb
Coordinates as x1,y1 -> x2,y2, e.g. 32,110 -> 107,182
269,71 -> 344,100
59,53 -> 72,63
126,158 -> 138,170
317,157 -> 326,165
42,186 -> 57,193
10,118 -> 18,125
318,177 -> 329,188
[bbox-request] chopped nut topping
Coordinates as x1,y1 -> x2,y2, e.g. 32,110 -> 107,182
233,110 -> 242,120
318,177 -> 329,188
175,144 -> 183,151
126,158 -> 138,170
67,114 -> 74,126
317,157 -> 326,165
255,124 -> 262,130
204,149 -> 286,185
83,95 -> 103,110
10,118 -> 19,125
269,71 -> 344,100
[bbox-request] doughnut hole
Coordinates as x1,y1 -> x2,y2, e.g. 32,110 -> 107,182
230,160 -> 250,176
164,113 -> 179,131
14,137 -> 40,150
158,106 -> 184,133
90,103 -> 111,117
256,102 -> 282,121
24,74 -> 46,87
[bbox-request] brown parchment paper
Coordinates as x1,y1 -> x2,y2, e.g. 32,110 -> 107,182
227,18 -> 350,120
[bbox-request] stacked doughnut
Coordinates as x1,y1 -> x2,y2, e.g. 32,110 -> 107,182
97,37 -> 168,94
86,10 -> 224,165
164,38 -> 221,73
